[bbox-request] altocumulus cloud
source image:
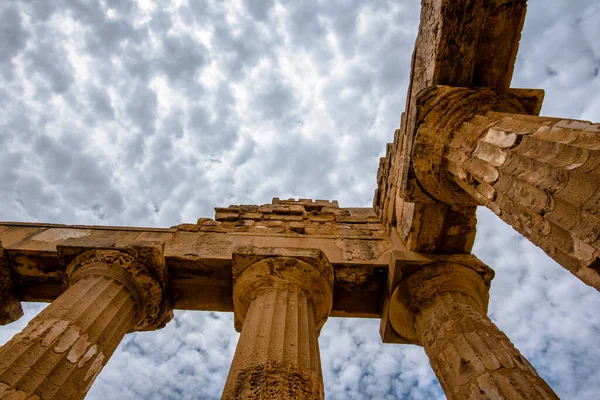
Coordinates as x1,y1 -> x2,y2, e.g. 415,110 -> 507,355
1,0 -> 600,399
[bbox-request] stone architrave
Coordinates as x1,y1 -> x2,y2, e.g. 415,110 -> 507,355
221,247 -> 334,400
413,86 -> 600,290
0,200 -> 390,320
0,248 -> 172,400
388,261 -> 558,399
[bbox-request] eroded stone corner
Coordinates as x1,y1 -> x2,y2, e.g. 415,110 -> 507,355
0,240 -> 23,325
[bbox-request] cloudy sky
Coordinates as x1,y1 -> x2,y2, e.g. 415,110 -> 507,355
1,0 -> 599,399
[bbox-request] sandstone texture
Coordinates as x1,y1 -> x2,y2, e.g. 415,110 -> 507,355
0,199 -> 395,319
222,249 -> 333,400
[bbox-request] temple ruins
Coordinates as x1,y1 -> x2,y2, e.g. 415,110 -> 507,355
1,0 -> 598,398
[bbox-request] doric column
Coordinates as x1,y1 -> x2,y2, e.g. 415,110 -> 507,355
414,86 -> 600,290
389,261 -> 558,399
222,248 -> 334,400
0,248 -> 171,400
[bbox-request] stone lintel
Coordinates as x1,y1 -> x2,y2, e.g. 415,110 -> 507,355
0,241 -> 23,325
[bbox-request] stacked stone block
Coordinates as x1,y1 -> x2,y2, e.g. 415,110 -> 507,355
175,198 -> 387,239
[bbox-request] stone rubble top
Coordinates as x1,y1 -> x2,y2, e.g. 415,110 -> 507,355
174,198 -> 385,237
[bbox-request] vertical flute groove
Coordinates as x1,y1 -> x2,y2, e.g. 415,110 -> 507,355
389,263 -> 558,400
416,291 -> 558,400
445,111 -> 600,289
223,252 -> 333,400
222,288 -> 324,399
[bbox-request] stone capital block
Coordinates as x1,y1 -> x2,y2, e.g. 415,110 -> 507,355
379,250 -> 434,344
0,240 -> 23,325
231,246 -> 334,332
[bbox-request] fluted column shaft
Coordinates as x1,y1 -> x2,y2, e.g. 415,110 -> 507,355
389,262 -> 559,400
0,274 -> 137,399
446,111 -> 600,289
413,86 -> 600,290
223,288 -> 323,399
222,248 -> 334,400
417,290 -> 557,399
0,249 -> 169,400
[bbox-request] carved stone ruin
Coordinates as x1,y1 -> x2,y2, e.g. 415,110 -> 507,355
1,1 -> 598,399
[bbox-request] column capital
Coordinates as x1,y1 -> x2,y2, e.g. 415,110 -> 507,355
231,247 -> 334,332
61,246 -> 173,331
389,260 -> 493,345
412,85 -> 542,205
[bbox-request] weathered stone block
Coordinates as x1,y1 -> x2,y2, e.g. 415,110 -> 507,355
272,204 -> 305,215
264,213 -> 304,222
215,209 -> 240,222
308,213 -> 335,223
240,212 -> 263,220
236,219 -> 255,227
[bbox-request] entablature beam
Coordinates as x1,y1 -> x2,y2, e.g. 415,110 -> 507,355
0,201 -> 412,319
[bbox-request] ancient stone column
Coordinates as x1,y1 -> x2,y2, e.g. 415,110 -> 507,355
389,261 -> 558,399
0,248 -> 171,400
413,86 -> 600,290
222,248 -> 334,400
